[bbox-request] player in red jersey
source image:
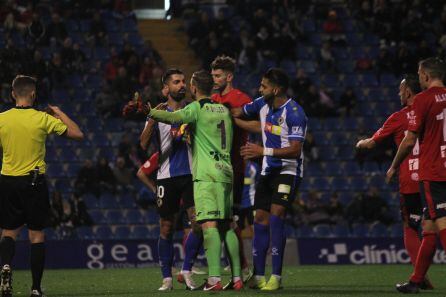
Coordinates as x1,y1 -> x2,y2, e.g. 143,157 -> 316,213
386,57 -> 446,293
211,55 -> 253,284
356,75 -> 429,269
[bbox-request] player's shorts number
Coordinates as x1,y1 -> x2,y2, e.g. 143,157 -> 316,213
157,185 -> 165,198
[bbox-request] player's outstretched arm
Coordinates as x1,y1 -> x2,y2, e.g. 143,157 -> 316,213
149,101 -> 198,125
47,105 -> 84,140
356,138 -> 376,149
233,118 -> 261,134
386,131 -> 417,183
240,140 -> 302,160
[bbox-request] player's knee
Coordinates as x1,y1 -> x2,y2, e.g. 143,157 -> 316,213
2,229 -> 20,240
254,210 -> 269,225
28,230 -> 45,243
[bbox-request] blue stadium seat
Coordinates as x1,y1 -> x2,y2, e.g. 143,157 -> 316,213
122,19 -> 138,32
313,224 -> 332,237
302,19 -> 316,32
109,32 -> 124,46
118,194 -> 137,208
45,228 -> 58,240
59,147 -> 78,162
95,226 -> 113,239
380,73 -> 397,86
337,146 -> 355,160
76,226 -> 94,240
79,20 -> 91,32
333,224 -> 350,237
148,226 -> 160,239
46,163 -> 65,178
89,210 -> 106,224
145,209 -> 159,225
65,163 -> 82,178
368,222 -> 389,237
126,210 -> 143,224
114,226 -> 131,239
324,162 -> 342,176
296,225 -> 314,238
127,33 -> 144,47
55,179 -> 72,193
312,177 -> 331,191
351,223 -> 368,237
389,223 -> 403,237
285,224 -> 296,238
106,210 -> 126,224
280,59 -> 297,77
349,177 -> 368,191
130,225 -> 150,239
83,193 -> 99,209
99,193 -> 119,209
331,177 -> 349,191
104,19 -> 118,32
306,162 -> 325,177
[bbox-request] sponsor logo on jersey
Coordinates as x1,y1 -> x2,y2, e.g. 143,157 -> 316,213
292,126 -> 304,137
436,203 -> 446,210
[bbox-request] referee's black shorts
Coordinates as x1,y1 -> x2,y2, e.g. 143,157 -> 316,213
0,174 -> 50,231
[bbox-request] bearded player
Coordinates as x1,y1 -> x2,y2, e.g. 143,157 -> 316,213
211,55 -> 252,281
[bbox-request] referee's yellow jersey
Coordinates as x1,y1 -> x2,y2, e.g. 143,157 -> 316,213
0,107 -> 68,176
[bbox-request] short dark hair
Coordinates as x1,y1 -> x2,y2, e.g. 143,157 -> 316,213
263,68 -> 289,92
161,68 -> 184,85
12,75 -> 36,97
419,57 -> 446,80
211,55 -> 236,73
403,74 -> 421,94
191,70 -> 213,95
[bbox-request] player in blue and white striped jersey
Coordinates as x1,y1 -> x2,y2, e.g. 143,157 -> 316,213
139,69 -> 202,291
232,68 -> 307,291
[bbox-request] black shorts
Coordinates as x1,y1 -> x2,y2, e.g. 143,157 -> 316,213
156,175 -> 193,219
400,193 -> 423,229
0,174 -> 50,231
419,181 -> 446,221
237,206 -> 254,229
233,171 -> 244,207
254,172 -> 300,211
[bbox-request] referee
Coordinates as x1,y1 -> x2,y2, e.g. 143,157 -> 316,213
0,75 -> 84,297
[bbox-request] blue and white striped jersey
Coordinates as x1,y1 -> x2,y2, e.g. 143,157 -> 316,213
243,97 -> 307,177
153,107 -> 192,180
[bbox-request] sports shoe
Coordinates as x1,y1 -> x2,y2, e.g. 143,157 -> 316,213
261,275 -> 282,291
0,265 -> 12,297
248,275 -> 267,289
30,289 -> 46,297
203,281 -> 222,291
223,279 -> 243,291
242,267 -> 253,283
158,278 -> 173,291
178,272 -> 200,290
419,277 -> 434,290
395,281 -> 420,294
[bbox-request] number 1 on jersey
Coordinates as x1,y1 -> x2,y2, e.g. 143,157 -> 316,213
217,120 -> 226,149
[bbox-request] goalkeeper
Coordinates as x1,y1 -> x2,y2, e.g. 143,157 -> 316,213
149,70 -> 242,291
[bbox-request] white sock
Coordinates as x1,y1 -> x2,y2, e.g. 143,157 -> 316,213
255,275 -> 265,281
233,276 -> 241,282
271,274 -> 281,280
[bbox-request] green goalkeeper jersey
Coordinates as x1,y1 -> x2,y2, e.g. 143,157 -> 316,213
149,99 -> 233,183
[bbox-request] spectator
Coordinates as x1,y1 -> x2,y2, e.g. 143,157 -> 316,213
112,156 -> 134,192
322,10 -> 345,44
49,191 -> 64,227
46,13 -> 68,45
69,195 -> 93,226
338,87 -> 357,116
319,86 -> 337,117
139,57 -> 154,86
375,46 -> 394,75
256,26 -> 274,60
291,68 -> 312,99
302,190 -> 331,225
105,54 -> 120,83
88,11 -> 107,46
119,42 -> 137,66
96,156 -> 116,193
96,83 -> 120,118
345,193 -> 364,225
112,66 -> 134,103
48,52 -> 68,89
74,159 -> 100,197
319,42 -> 335,70
27,12 -> 46,46
60,38 -> 76,71
327,192 -> 344,224
362,187 -> 393,225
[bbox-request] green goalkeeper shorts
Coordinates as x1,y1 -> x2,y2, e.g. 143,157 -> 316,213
194,181 -> 233,222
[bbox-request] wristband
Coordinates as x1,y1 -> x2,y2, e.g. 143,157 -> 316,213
263,147 -> 274,156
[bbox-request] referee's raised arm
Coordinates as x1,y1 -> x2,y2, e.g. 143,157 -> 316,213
46,104 -> 84,140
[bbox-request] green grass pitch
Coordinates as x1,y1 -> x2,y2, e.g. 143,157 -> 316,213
10,265 -> 446,297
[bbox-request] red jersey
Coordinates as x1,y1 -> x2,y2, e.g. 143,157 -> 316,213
372,106 -> 420,194
408,86 -> 446,181
212,88 -> 252,174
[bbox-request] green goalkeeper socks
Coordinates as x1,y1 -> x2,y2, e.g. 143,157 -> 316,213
203,227 -> 221,277
224,229 -> 241,278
